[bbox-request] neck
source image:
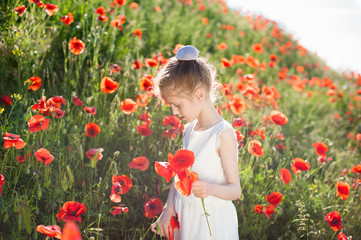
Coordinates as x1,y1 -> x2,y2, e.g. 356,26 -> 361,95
195,99 -> 222,131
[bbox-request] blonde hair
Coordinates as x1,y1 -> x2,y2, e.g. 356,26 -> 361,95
154,56 -> 218,102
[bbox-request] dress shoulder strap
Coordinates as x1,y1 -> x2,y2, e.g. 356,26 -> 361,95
183,120 -> 197,149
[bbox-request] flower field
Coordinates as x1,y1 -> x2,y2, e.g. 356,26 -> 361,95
1,0 -> 361,239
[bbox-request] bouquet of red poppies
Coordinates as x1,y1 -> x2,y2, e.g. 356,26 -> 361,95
155,149 -> 212,237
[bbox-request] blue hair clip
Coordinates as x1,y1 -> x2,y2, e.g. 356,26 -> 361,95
175,45 -> 199,60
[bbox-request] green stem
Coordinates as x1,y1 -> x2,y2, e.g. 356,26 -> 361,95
201,198 -> 212,237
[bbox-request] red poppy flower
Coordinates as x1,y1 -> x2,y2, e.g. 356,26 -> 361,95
201,17 -> 208,25
168,149 -> 195,171
145,58 -> 158,67
34,148 -> 54,165
217,42 -> 228,50
144,198 -> 163,218
100,76 -> 119,94
172,44 -> 184,54
3,132 -> 26,149
111,15 -> 126,30
29,0 -> 44,8
228,95 -> 248,115
312,142 -> 328,156
247,140 -> 264,157
31,97 -> 53,116
112,175 -> 133,194
254,204 -> 264,214
68,37 -> 85,55
1,95 -> 12,106
73,95 -> 83,106
139,112 -> 151,122
95,6 -> 107,15
60,13 -> 74,25
28,76 -> 42,91
132,60 -> 144,69
291,158 -> 310,174
98,15 -> 108,22
163,115 -> 182,129
128,156 -> 149,171
221,58 -> 233,68
84,106 -> 96,116
338,232 -> 350,240
84,122 -> 101,137
232,118 -> 245,128
252,43 -> 263,54
129,2 -> 138,9
16,155 -> 25,163
57,201 -> 87,223
139,74 -> 154,92
54,108 -> 65,118
111,206 -> 129,215
14,5 -> 26,15
280,168 -> 292,185
318,156 -> 332,163
153,6 -> 161,12
232,55 -> 245,65
110,182 -> 122,203
269,54 -> 277,61
136,90 -> 151,104
174,169 -> 199,196
352,164 -> 361,174
110,64 -> 120,73
250,128 -> 266,141
162,128 -> 181,139
266,192 -> 283,207
44,4 -> 59,16
86,148 -> 104,161
335,181 -> 350,200
113,0 -> 126,7
270,110 -> 288,125
28,115 -> 50,132
235,130 -> 245,143
0,174 -> 4,197
137,122 -> 153,136
265,205 -> 274,218
120,98 -> 138,114
325,211 -> 342,231
168,213 -> 180,240
154,162 -> 175,183
133,29 -> 142,38
47,96 -> 66,109
61,222 -> 81,240
36,225 -> 61,239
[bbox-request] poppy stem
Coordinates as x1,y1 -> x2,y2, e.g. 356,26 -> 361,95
201,198 -> 212,237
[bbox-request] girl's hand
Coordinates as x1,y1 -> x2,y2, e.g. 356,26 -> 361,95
150,207 -> 174,239
192,180 -> 213,198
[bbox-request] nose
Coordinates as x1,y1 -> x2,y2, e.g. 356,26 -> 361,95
171,106 -> 179,116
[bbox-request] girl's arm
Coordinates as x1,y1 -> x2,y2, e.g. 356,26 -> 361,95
150,181 -> 176,239
192,126 -> 241,201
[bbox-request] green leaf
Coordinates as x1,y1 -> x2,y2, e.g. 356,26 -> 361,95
19,201 -> 32,235
66,165 -> 74,184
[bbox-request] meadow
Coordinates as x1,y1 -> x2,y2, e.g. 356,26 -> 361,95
0,0 -> 361,239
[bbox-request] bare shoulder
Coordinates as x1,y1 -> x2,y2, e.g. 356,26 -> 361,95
218,123 -> 237,145
216,123 -> 238,158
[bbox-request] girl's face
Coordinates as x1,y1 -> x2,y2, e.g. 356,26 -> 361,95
165,93 -> 201,123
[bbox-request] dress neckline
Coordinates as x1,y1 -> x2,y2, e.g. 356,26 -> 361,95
192,119 -> 224,133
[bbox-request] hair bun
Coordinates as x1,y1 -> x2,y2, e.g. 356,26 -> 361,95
175,45 -> 199,60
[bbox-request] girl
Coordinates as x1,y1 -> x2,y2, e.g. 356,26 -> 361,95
151,45 -> 241,239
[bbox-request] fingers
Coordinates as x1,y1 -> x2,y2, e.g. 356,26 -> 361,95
192,180 -> 210,198
151,221 -> 170,239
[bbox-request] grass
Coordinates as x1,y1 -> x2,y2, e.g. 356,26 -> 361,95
0,0 -> 360,239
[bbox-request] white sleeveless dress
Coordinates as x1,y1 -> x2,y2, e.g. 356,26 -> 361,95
173,119 -> 239,240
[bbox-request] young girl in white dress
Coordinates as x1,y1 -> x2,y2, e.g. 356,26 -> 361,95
151,45 -> 241,240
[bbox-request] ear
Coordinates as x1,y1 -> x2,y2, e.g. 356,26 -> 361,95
194,88 -> 205,103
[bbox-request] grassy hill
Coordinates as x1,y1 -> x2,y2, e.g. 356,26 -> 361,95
0,0 -> 360,239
